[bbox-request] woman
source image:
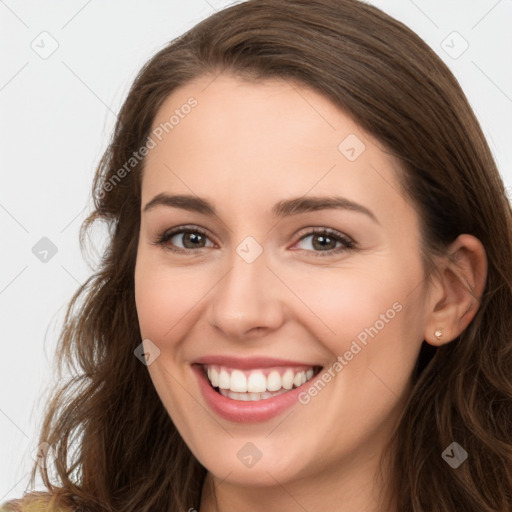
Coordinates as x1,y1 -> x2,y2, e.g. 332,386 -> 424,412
2,0 -> 511,510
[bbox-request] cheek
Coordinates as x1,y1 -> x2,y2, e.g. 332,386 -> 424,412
134,273 -> 179,340
280,263 -> 409,353
134,252 -> 209,341
281,257 -> 426,406
133,252 -> 206,425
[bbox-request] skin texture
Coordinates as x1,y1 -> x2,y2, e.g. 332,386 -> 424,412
134,74 -> 487,512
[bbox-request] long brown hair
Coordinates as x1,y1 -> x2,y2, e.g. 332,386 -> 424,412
4,1 -> 512,511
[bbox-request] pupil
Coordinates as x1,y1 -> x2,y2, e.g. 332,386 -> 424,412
313,235 -> 334,250
184,233 -> 203,248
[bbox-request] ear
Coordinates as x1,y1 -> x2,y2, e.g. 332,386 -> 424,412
424,234 -> 488,346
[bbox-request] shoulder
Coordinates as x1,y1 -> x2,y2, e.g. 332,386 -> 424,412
0,493 -> 75,512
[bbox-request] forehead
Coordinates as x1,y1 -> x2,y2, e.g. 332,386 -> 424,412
142,73 -> 413,228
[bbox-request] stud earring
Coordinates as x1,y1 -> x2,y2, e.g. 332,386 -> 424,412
434,329 -> 442,340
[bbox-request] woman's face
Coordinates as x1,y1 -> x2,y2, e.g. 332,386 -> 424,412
134,73 -> 432,488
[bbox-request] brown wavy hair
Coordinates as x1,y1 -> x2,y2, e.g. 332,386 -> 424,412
3,0 -> 512,511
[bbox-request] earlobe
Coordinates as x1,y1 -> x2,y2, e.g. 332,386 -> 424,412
424,234 -> 488,347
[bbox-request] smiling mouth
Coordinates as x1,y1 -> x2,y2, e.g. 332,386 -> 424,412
200,364 -> 323,401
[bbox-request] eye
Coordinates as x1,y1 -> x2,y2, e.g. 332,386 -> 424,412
152,225 -> 355,257
152,225 -> 215,253
292,227 -> 355,257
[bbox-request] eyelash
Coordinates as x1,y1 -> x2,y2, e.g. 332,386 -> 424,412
152,225 -> 356,258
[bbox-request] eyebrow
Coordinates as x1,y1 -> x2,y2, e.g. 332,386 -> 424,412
143,193 -> 380,224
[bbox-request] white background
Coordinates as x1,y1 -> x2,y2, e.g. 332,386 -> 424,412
1,0 -> 511,502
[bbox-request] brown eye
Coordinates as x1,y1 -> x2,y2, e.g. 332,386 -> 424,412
172,231 -> 208,249
311,233 -> 338,251
294,228 -> 355,257
154,226 -> 215,253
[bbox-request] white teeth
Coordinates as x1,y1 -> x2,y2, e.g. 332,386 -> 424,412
293,371 -> 306,387
205,365 -> 318,398
282,369 -> 294,390
209,367 -> 219,387
218,369 -> 230,389
247,372 -> 267,393
230,369 -> 247,392
219,388 -> 289,401
266,370 -> 281,391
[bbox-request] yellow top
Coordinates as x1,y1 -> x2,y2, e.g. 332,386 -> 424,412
0,495 -> 72,512
1,501 -> 43,512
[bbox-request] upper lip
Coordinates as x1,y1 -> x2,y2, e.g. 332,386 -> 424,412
193,355 -> 322,370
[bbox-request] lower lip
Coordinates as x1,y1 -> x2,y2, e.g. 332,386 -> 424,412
192,364 -> 315,423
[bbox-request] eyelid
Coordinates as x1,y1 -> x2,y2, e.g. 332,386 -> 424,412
152,224 -> 216,253
153,224 -> 356,256
290,226 -> 355,256
294,226 -> 354,243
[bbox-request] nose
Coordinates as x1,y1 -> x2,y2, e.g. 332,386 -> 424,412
207,247 -> 286,339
